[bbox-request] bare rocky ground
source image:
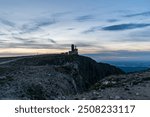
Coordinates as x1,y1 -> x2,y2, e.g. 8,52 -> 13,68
0,65 -> 80,99
66,71 -> 150,100
0,54 -> 149,100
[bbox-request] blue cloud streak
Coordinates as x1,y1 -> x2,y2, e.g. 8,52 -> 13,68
102,23 -> 150,31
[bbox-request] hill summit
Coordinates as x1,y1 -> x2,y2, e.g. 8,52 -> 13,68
0,54 -> 123,99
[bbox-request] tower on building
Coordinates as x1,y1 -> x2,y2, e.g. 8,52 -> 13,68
69,44 -> 78,55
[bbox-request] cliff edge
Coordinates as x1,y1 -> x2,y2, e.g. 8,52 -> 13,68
0,54 -> 124,99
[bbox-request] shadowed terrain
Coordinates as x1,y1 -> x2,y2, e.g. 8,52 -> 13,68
67,70 -> 150,100
0,54 -> 123,99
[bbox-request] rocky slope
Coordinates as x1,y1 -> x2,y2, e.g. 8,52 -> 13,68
0,54 -> 123,99
66,70 -> 150,100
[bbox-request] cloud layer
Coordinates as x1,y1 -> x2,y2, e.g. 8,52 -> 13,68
75,15 -> 94,22
124,11 -> 150,17
84,50 -> 150,61
0,0 -> 150,61
102,23 -> 150,31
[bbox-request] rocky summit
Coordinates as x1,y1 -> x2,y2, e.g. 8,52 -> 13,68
0,54 -> 123,99
2,54 -> 150,100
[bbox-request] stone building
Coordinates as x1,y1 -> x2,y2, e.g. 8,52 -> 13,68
69,44 -> 78,55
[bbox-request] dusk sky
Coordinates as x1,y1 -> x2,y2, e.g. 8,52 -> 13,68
0,0 -> 150,61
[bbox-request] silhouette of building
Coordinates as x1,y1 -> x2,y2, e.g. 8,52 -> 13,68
69,44 -> 78,55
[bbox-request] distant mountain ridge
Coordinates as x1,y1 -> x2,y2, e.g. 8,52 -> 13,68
102,60 -> 150,73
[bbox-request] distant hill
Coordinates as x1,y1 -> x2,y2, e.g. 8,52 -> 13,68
101,60 -> 150,73
0,54 -> 123,99
119,66 -> 149,73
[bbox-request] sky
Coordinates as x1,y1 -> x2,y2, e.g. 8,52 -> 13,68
0,0 -> 150,61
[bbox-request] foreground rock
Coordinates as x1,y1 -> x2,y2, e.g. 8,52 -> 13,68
66,70 -> 150,100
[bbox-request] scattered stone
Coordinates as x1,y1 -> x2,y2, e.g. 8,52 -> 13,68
97,95 -> 102,98
115,96 -> 121,100
112,81 -> 117,84
109,96 -> 114,99
0,76 -> 7,80
48,74 -> 51,76
93,91 -> 99,96
102,81 -> 109,85
136,92 -> 140,96
61,96 -> 66,100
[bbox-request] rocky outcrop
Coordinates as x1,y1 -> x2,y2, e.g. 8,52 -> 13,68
66,70 -> 150,100
0,54 -> 124,99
